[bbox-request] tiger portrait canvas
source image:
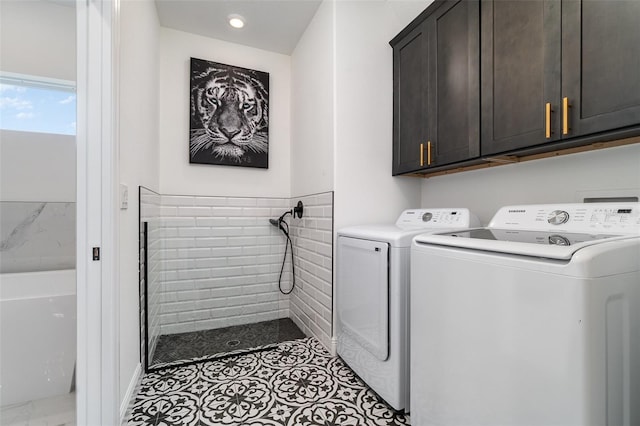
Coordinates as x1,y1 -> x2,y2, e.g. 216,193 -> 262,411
189,58 -> 269,168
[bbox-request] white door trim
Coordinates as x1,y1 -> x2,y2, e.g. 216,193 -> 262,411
76,0 -> 120,424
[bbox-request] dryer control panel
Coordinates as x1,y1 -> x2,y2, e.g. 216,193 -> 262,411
488,203 -> 640,234
396,208 -> 480,229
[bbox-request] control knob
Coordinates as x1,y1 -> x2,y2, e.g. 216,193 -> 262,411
549,235 -> 570,246
422,212 -> 433,222
547,210 -> 569,225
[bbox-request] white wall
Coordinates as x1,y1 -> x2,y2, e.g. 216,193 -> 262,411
0,130 -> 75,202
0,0 -> 76,81
332,0 -> 429,231
159,28 -> 291,198
290,0 -> 430,225
118,0 -> 160,408
421,144 -> 640,224
290,0 -> 335,197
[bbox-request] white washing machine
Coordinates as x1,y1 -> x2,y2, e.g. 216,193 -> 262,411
336,208 -> 479,412
411,203 -> 640,426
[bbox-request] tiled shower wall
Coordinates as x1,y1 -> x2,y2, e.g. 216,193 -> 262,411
139,190 -> 334,355
139,188 -> 162,363
156,195 -> 292,335
289,192 -> 334,350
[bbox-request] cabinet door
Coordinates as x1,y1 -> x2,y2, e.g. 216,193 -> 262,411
392,22 -> 429,175
562,0 -> 640,138
427,0 -> 480,166
481,0 -> 561,156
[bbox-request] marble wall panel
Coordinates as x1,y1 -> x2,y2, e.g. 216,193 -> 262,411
0,202 -> 75,273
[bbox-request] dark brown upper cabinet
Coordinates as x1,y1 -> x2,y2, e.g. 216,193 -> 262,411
392,21 -> 429,175
391,0 -> 479,175
480,0 -> 561,155
563,0 -> 640,138
482,0 -> 640,156
392,0 -> 640,176
427,0 -> 480,167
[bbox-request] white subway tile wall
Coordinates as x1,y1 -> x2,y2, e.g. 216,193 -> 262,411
140,188 -> 163,363
139,190 -> 334,357
156,195 -> 293,335
289,192 -> 334,350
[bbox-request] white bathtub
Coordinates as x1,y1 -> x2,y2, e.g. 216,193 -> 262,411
0,269 -> 76,407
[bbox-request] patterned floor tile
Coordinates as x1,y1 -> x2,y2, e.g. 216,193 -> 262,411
128,337 -> 409,426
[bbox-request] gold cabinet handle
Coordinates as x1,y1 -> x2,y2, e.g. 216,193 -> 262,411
545,102 -> 552,139
562,97 -> 568,135
427,141 -> 432,165
420,143 -> 424,167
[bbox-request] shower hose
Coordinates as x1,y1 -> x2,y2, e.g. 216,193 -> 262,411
273,217 -> 296,295
269,215 -> 296,294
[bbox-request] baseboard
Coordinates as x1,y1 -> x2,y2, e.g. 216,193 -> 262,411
120,363 -> 141,424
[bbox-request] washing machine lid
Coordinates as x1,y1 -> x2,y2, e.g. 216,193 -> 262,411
337,208 -> 480,247
337,225 -> 428,247
414,202 -> 640,260
415,228 -> 633,260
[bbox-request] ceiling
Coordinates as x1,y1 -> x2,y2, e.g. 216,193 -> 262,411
154,0 -> 323,55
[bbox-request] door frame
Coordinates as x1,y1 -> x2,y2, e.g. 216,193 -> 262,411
76,0 -> 120,424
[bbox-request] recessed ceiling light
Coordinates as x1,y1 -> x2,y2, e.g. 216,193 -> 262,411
228,14 -> 245,29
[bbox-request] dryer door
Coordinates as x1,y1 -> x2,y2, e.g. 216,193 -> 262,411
337,236 -> 389,361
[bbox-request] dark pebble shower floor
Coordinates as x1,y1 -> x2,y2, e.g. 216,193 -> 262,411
150,318 -> 305,368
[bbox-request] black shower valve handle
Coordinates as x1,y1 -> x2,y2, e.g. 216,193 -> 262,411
293,201 -> 304,219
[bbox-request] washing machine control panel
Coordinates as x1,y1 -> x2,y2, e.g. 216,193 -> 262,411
489,203 -> 640,234
547,210 -> 570,225
396,208 -> 479,229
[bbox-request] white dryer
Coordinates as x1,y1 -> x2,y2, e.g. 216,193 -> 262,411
336,208 -> 479,412
411,203 -> 640,425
